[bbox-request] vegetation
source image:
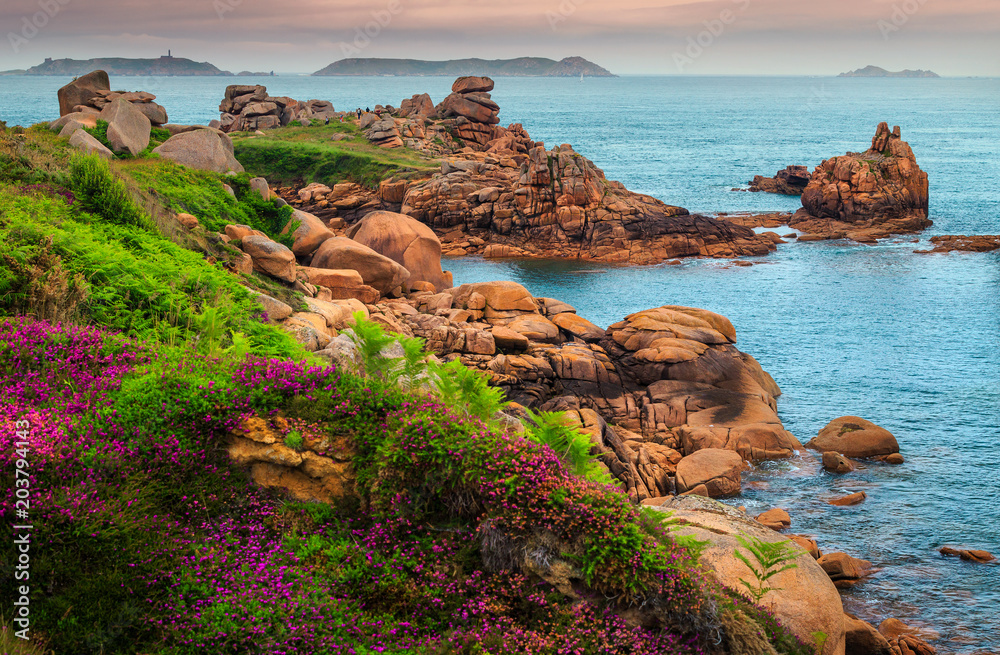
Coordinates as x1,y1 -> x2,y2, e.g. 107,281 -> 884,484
232,123 -> 439,189
0,122 -> 811,655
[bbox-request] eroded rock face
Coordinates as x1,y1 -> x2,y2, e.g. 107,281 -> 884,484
226,415 -> 357,504
653,496 -> 846,655
792,123 -> 931,240
401,144 -> 775,264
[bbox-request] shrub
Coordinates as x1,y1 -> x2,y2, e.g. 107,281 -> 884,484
69,154 -> 154,230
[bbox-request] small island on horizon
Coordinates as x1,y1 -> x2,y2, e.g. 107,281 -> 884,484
839,65 -> 940,78
20,54 -> 232,76
313,56 -> 615,77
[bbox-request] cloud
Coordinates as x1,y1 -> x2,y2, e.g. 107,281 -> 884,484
1,0 -> 997,74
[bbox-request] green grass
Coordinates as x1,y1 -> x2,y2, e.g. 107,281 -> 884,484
121,158 -> 293,235
232,123 -> 439,189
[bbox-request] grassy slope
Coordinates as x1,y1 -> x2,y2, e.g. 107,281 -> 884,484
0,122 -> 810,655
232,121 -> 440,189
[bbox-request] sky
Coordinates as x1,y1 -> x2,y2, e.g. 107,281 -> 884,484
1,0 -> 998,76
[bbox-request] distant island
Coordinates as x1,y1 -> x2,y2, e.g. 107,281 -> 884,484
0,69 -> 27,76
839,65 -> 939,78
24,55 -> 232,76
313,56 -> 615,77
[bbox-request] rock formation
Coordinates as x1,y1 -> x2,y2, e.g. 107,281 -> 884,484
152,129 -> 244,174
915,235 -> 1000,254
218,85 -> 338,132
56,70 -> 169,125
807,416 -> 899,460
747,165 -> 811,195
791,123 -> 930,241
399,143 -> 775,263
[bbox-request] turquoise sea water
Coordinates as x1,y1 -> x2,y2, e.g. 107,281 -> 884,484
3,75 -> 999,651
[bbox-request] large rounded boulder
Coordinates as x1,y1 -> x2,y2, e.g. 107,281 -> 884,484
152,128 -> 244,174
346,211 -> 451,292
99,97 -> 151,156
806,416 -> 899,459
57,70 -> 110,116
654,496 -> 846,655
310,237 -> 409,295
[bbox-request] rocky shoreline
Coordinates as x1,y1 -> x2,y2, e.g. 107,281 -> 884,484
40,70 -> 998,654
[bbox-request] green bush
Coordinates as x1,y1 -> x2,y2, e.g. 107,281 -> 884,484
70,155 -> 154,230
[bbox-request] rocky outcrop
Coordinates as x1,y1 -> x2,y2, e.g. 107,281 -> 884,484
653,496 -> 846,655
226,415 -> 357,504
747,165 -> 811,195
335,283 -> 799,502
400,143 -> 776,264
791,123 -> 931,241
152,129 -> 244,174
219,85 -> 337,132
807,416 -> 899,460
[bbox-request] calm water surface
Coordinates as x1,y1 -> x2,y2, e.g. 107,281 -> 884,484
2,75 -> 998,651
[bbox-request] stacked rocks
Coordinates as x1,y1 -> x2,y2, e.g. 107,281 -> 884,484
435,76 -> 502,147
218,85 -> 337,132
55,69 -> 168,126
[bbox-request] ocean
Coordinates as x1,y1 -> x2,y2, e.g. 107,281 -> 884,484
2,74 -> 999,651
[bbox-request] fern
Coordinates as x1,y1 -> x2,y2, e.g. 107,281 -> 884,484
734,534 -> 800,604
523,409 -> 612,484
432,358 -> 507,422
346,311 -> 399,382
397,335 -> 429,390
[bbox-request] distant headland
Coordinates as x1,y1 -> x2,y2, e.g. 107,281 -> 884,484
838,65 -> 939,78
23,54 -> 232,76
313,56 -> 615,77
